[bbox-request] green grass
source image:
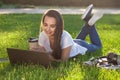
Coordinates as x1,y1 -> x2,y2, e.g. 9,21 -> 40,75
0,14 -> 120,80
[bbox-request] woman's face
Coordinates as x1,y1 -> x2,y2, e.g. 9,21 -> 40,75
42,16 -> 56,38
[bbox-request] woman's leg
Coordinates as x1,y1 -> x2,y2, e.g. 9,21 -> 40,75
76,22 -> 89,40
77,4 -> 93,40
75,23 -> 102,52
88,24 -> 102,47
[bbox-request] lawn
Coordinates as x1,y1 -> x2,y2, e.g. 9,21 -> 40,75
0,14 -> 120,80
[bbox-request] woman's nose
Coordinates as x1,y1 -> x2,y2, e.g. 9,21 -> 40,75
46,26 -> 50,31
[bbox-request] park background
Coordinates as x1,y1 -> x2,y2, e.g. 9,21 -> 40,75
1,0 -> 120,8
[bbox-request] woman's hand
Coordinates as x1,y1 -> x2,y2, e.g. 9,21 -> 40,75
30,47 -> 41,52
30,45 -> 46,52
48,54 -> 61,62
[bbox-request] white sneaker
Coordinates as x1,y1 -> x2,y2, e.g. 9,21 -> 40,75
88,12 -> 103,26
81,4 -> 93,21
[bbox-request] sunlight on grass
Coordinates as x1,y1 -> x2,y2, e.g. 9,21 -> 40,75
0,14 -> 120,80
98,69 -> 120,80
65,65 -> 84,80
0,30 -> 30,58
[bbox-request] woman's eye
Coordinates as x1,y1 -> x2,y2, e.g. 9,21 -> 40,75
43,23 -> 47,27
51,25 -> 56,28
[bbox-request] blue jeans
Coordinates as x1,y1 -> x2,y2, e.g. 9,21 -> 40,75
74,23 -> 102,52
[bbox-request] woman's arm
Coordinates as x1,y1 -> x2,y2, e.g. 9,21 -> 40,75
61,46 -> 72,61
48,46 -> 71,62
51,46 -> 71,62
31,45 -> 71,62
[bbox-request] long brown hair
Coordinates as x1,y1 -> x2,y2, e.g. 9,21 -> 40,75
40,10 -> 64,59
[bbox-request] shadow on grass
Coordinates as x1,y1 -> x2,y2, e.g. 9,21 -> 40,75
0,62 -> 14,79
0,62 -> 49,80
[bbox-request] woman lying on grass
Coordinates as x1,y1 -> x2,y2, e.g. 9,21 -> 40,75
31,4 -> 103,62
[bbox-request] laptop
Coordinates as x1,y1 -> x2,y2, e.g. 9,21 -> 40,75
7,48 -> 51,68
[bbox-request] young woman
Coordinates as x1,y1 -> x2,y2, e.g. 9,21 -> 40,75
31,4 -> 103,62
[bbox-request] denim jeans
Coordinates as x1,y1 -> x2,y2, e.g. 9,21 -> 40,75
74,23 -> 102,52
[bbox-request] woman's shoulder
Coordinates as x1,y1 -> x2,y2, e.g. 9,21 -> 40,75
39,31 -> 48,38
40,31 -> 47,36
62,30 -> 73,39
40,31 -> 45,35
62,30 -> 71,36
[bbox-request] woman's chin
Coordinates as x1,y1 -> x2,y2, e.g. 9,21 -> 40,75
47,34 -> 52,37
47,34 -> 54,38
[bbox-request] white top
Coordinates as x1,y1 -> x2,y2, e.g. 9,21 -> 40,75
38,30 -> 87,57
